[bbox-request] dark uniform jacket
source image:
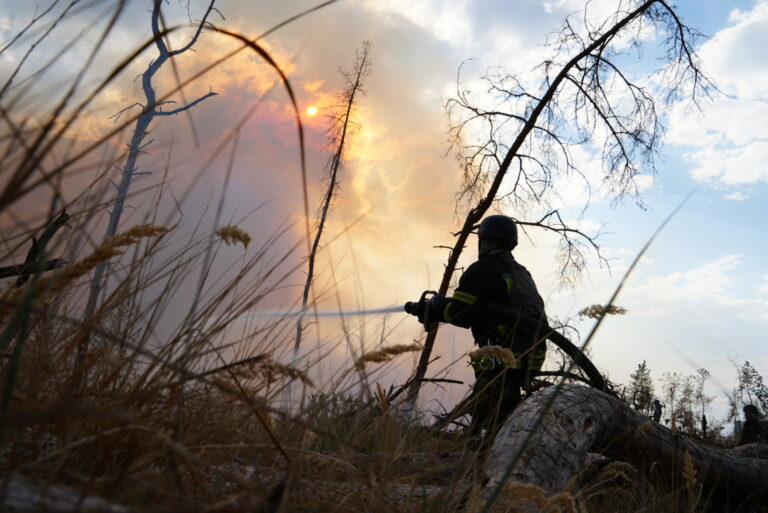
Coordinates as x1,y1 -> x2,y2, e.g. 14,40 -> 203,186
738,418 -> 764,445
433,250 -> 547,371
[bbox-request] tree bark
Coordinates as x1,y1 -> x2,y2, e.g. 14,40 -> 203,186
485,384 -> 768,510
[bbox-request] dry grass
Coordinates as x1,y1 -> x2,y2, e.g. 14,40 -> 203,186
0,4 -> 476,507
0,2 -> 741,513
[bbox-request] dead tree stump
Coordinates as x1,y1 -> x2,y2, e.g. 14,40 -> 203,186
485,384 -> 768,509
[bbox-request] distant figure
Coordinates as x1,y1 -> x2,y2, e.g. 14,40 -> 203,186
652,399 -> 663,423
737,404 -> 764,446
701,414 -> 708,438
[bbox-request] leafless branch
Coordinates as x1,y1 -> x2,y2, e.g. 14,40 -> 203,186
154,91 -> 218,116
109,103 -> 144,122
0,0 -> 60,55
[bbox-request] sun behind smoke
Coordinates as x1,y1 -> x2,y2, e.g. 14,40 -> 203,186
306,105 -> 318,116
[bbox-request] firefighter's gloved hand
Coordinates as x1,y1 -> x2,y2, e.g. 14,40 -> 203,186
419,294 -> 447,325
416,299 -> 432,324
405,293 -> 445,326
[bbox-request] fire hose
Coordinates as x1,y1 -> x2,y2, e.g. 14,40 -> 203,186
250,295 -> 605,390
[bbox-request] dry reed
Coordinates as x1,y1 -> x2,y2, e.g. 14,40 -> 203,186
355,342 -> 422,368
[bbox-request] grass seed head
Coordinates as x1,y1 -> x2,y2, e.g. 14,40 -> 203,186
596,461 -> 636,483
375,382 -> 389,412
2,224 -> 170,305
216,225 -> 252,248
577,304 -> 628,319
46,224 -> 169,292
356,343 -> 422,368
261,359 -> 314,387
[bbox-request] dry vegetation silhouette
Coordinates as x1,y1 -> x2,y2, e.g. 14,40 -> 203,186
0,1 -> 766,512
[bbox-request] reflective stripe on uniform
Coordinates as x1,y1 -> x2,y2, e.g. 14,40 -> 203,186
508,350 -> 546,370
451,290 -> 477,305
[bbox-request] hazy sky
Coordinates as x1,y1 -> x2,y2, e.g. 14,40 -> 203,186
2,0 -> 766,422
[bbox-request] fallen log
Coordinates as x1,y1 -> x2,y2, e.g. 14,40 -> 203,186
484,384 -> 768,511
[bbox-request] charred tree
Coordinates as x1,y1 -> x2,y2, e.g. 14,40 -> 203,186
407,0 -> 715,407
74,0 -> 219,385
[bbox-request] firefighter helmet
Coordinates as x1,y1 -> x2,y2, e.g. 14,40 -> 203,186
477,215 -> 518,249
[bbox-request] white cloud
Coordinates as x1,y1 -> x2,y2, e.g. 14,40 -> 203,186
361,0 -> 473,47
728,8 -> 750,24
666,1 -> 768,187
667,99 -> 768,148
699,2 -> 768,101
760,275 -> 768,294
543,0 -> 627,20
688,142 -> 768,185
621,255 -> 768,321
628,254 -> 740,308
724,191 -> 749,201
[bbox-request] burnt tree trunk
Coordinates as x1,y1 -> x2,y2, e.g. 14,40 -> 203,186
485,384 -> 768,509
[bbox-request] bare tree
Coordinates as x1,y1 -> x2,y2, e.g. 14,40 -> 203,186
286,42 -> 372,406
75,0 -> 221,383
661,370 -> 683,428
407,0 -> 715,405
729,360 -> 768,422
